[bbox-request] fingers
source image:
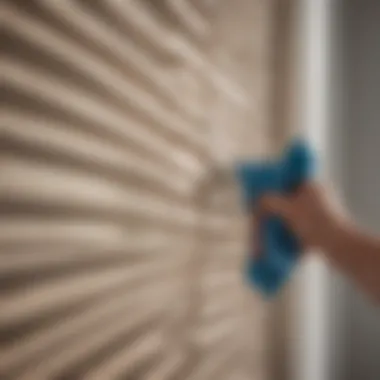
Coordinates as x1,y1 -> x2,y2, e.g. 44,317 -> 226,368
251,194 -> 291,258
257,194 -> 291,219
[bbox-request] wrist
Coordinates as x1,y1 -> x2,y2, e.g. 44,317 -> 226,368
320,217 -> 351,257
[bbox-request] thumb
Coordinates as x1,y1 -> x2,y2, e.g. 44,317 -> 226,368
257,194 -> 291,219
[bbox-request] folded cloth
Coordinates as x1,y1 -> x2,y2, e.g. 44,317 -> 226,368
235,139 -> 315,296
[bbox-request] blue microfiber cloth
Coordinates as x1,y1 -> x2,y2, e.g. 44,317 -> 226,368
235,139 -> 315,297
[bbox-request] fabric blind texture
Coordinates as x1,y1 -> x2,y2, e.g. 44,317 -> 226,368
1,1 -> 279,379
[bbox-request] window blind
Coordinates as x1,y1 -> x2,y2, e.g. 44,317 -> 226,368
1,1 -> 278,379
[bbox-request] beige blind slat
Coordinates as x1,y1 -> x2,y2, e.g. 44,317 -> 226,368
1,0 -> 281,379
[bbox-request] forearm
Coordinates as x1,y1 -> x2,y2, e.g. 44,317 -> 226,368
323,221 -> 380,302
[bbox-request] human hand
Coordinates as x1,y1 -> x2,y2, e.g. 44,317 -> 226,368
256,182 -> 347,250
